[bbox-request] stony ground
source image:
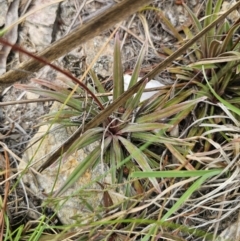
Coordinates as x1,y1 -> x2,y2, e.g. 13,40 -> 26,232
0,0 -> 239,239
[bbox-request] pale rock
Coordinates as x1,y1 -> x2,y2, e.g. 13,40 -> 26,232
217,220 -> 240,241
25,92 -> 40,108
18,101 -> 117,225
84,36 -> 114,77
18,0 -> 60,56
0,0 -> 8,27
124,74 -> 164,101
222,1 -> 240,23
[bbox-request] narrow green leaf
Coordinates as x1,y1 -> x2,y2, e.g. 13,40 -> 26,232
218,23 -> 240,53
184,3 -> 202,32
112,136 -> 122,166
0,29 -> 7,37
122,78 -> 148,121
42,109 -> 82,120
216,20 -> 230,41
39,128 -> 103,172
132,132 -> 192,146
16,85 -> 83,111
108,145 -> 116,185
113,33 -> 124,100
111,136 -> 123,184
161,169 -> 222,221
218,69 -> 232,94
167,106 -> 193,127
131,170 -> 222,178
209,58 -> 236,87
137,97 -> 206,123
203,66 -> 240,116
64,127 -> 104,158
125,42 -> 147,109
190,63 -> 218,69
54,136 -> 111,197
237,63 -> 240,74
204,0 -> 213,28
127,43 -> 146,90
209,39 -> 221,57
164,89 -> 195,108
190,55 -> 240,68
89,68 -> 109,103
118,123 -> 172,134
213,0 -> 223,17
219,50 -> 240,58
118,136 -> 161,193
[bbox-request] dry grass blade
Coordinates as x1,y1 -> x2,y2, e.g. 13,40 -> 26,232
0,145 -> 10,240
165,143 -> 195,171
190,55 -> 240,68
137,13 -> 158,55
155,8 -> 183,41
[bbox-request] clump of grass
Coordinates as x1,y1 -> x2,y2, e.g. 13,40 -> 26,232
2,0 -> 240,240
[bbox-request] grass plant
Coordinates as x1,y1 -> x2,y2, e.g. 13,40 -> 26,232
1,0 -> 240,240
